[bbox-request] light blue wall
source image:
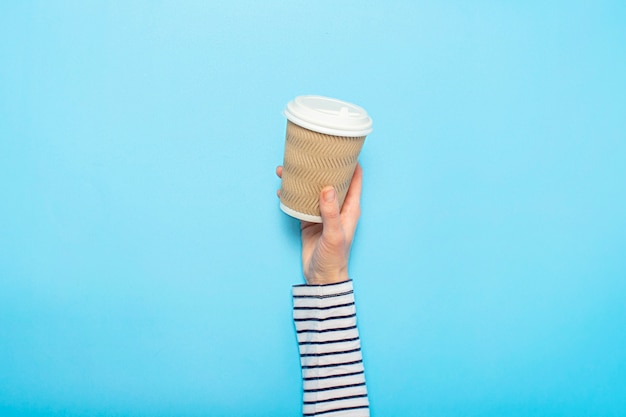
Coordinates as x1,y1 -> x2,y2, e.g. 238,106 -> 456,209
1,1 -> 625,416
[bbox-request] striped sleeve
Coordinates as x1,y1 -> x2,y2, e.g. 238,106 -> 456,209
293,280 -> 370,417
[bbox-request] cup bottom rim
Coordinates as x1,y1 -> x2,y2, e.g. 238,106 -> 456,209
280,203 -> 323,223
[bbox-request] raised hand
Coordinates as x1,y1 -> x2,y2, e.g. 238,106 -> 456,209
277,164 -> 363,285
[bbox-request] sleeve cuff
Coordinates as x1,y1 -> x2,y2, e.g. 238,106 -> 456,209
292,280 -> 354,298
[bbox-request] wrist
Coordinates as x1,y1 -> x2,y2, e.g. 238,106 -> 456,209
305,268 -> 349,285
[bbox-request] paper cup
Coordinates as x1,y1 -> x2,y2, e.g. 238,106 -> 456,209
279,96 -> 373,223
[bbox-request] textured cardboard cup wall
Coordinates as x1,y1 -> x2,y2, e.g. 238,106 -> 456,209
280,121 -> 366,221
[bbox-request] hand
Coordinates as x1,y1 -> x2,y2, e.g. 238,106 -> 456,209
276,164 -> 363,285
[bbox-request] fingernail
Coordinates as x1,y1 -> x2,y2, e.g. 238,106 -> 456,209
324,188 -> 336,202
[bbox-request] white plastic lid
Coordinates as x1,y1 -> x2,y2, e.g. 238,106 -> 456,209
284,95 -> 373,137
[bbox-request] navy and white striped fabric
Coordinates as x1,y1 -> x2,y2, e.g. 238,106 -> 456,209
293,280 -> 369,417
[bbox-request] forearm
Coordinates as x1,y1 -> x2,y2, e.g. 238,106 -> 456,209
293,280 -> 370,417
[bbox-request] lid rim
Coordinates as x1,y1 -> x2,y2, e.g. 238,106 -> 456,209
284,95 -> 373,137
284,111 -> 373,137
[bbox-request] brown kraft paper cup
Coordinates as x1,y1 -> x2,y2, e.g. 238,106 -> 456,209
280,121 -> 366,222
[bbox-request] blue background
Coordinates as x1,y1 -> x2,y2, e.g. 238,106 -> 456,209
1,1 -> 625,416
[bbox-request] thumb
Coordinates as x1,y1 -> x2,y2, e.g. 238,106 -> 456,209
319,187 -> 342,245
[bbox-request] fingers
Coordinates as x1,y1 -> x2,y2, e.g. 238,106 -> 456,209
319,186 -> 343,246
340,163 -> 363,235
277,163 -> 362,237
276,166 -> 283,197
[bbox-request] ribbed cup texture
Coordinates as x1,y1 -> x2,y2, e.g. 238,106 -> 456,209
280,121 -> 366,220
